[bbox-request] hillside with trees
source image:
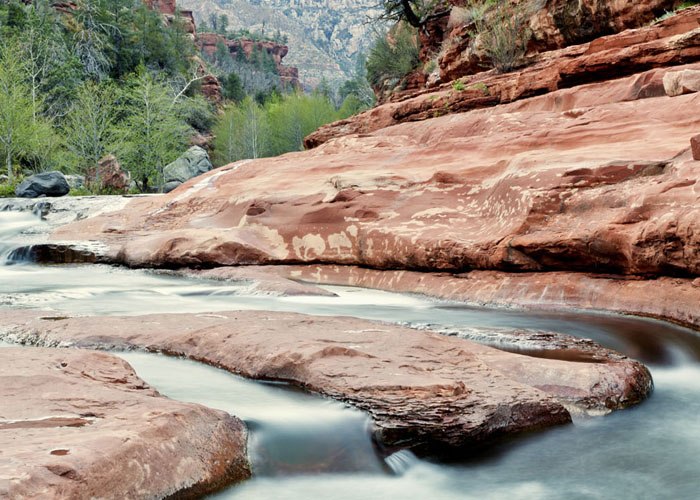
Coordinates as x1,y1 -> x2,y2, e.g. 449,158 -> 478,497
0,0 -> 374,196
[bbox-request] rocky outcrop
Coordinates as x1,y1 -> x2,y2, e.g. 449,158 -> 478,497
162,146 -> 213,193
308,7 -> 700,145
0,346 -> 250,498
146,0 -> 196,35
85,155 -> 131,194
146,0 -> 176,16
664,68 -> 700,95
51,64 -> 700,277
197,33 -> 301,88
15,172 -> 70,198
427,0 -> 681,88
0,311 -> 653,456
181,0 -> 383,87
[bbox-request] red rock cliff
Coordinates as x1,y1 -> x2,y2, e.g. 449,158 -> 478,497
198,32 -> 301,89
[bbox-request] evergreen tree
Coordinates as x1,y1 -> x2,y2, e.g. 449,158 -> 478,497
222,72 -> 245,103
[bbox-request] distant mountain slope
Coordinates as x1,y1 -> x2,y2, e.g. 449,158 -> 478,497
179,0 -> 383,87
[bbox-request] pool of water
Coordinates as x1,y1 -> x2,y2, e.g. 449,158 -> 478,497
2,210 -> 700,499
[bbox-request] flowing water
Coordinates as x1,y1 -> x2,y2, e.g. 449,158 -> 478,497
2,209 -> 700,499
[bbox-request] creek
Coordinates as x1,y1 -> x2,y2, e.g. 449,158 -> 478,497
1,209 -> 699,499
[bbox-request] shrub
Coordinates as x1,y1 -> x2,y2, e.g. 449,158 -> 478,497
366,23 -> 420,89
468,0 -> 533,73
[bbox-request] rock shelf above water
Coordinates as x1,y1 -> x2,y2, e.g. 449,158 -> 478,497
0,346 -> 250,499
1,310 -> 652,458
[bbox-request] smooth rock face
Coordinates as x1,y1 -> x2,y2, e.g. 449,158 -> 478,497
0,347 -> 250,499
692,134 -> 700,161
274,265 -> 700,331
0,311 -> 653,456
663,68 -> 700,96
52,74 -> 700,278
162,146 -> 213,193
15,172 -> 69,198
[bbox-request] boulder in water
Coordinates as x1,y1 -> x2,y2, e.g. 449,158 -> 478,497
162,146 -> 213,193
14,172 -> 70,198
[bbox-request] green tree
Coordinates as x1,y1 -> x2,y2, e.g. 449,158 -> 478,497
118,70 -> 190,191
218,14 -> 229,35
212,96 -> 269,164
222,72 -> 245,102
366,23 -> 420,88
0,41 -> 55,180
266,92 -> 337,155
62,81 -> 120,174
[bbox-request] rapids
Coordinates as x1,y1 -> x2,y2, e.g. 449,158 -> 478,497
1,208 -> 699,499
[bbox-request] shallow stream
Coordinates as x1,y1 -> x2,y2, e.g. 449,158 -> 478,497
2,210 -> 699,499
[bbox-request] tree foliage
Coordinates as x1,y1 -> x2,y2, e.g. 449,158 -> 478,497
0,39 -> 56,181
0,0 -> 206,192
376,0 -> 448,29
117,70 -> 191,191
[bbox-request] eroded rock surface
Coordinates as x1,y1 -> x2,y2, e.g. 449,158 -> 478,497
0,347 -> 250,499
0,310 -> 653,456
274,265 -> 700,331
52,70 -> 700,279
310,7 -> 700,144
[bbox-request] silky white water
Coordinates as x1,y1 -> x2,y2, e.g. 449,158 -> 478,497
2,209 -> 699,499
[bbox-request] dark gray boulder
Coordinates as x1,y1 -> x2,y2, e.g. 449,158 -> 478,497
162,146 -> 213,193
15,172 -> 70,198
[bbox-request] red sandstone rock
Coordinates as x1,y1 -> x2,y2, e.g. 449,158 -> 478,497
145,0 -> 176,16
197,33 -> 300,89
267,265 -> 700,331
85,155 -> 130,193
0,311 -> 654,456
0,347 -> 250,498
52,71 -> 700,279
692,134 -> 700,160
310,7 -> 700,145
432,0 -> 681,86
201,74 -> 223,103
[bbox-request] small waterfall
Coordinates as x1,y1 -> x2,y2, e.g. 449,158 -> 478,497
0,210 -> 44,265
384,449 -> 419,476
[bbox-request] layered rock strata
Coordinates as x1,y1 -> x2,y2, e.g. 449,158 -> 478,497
51,68 -> 700,280
198,33 -> 301,88
309,7 -> 700,145
0,346 -> 250,498
0,310 -> 653,457
185,266 -> 700,331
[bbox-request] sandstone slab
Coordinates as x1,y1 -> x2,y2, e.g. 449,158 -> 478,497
51,80 -> 700,278
0,347 -> 250,499
273,265 -> 700,331
0,310 -> 653,457
309,7 -> 700,146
